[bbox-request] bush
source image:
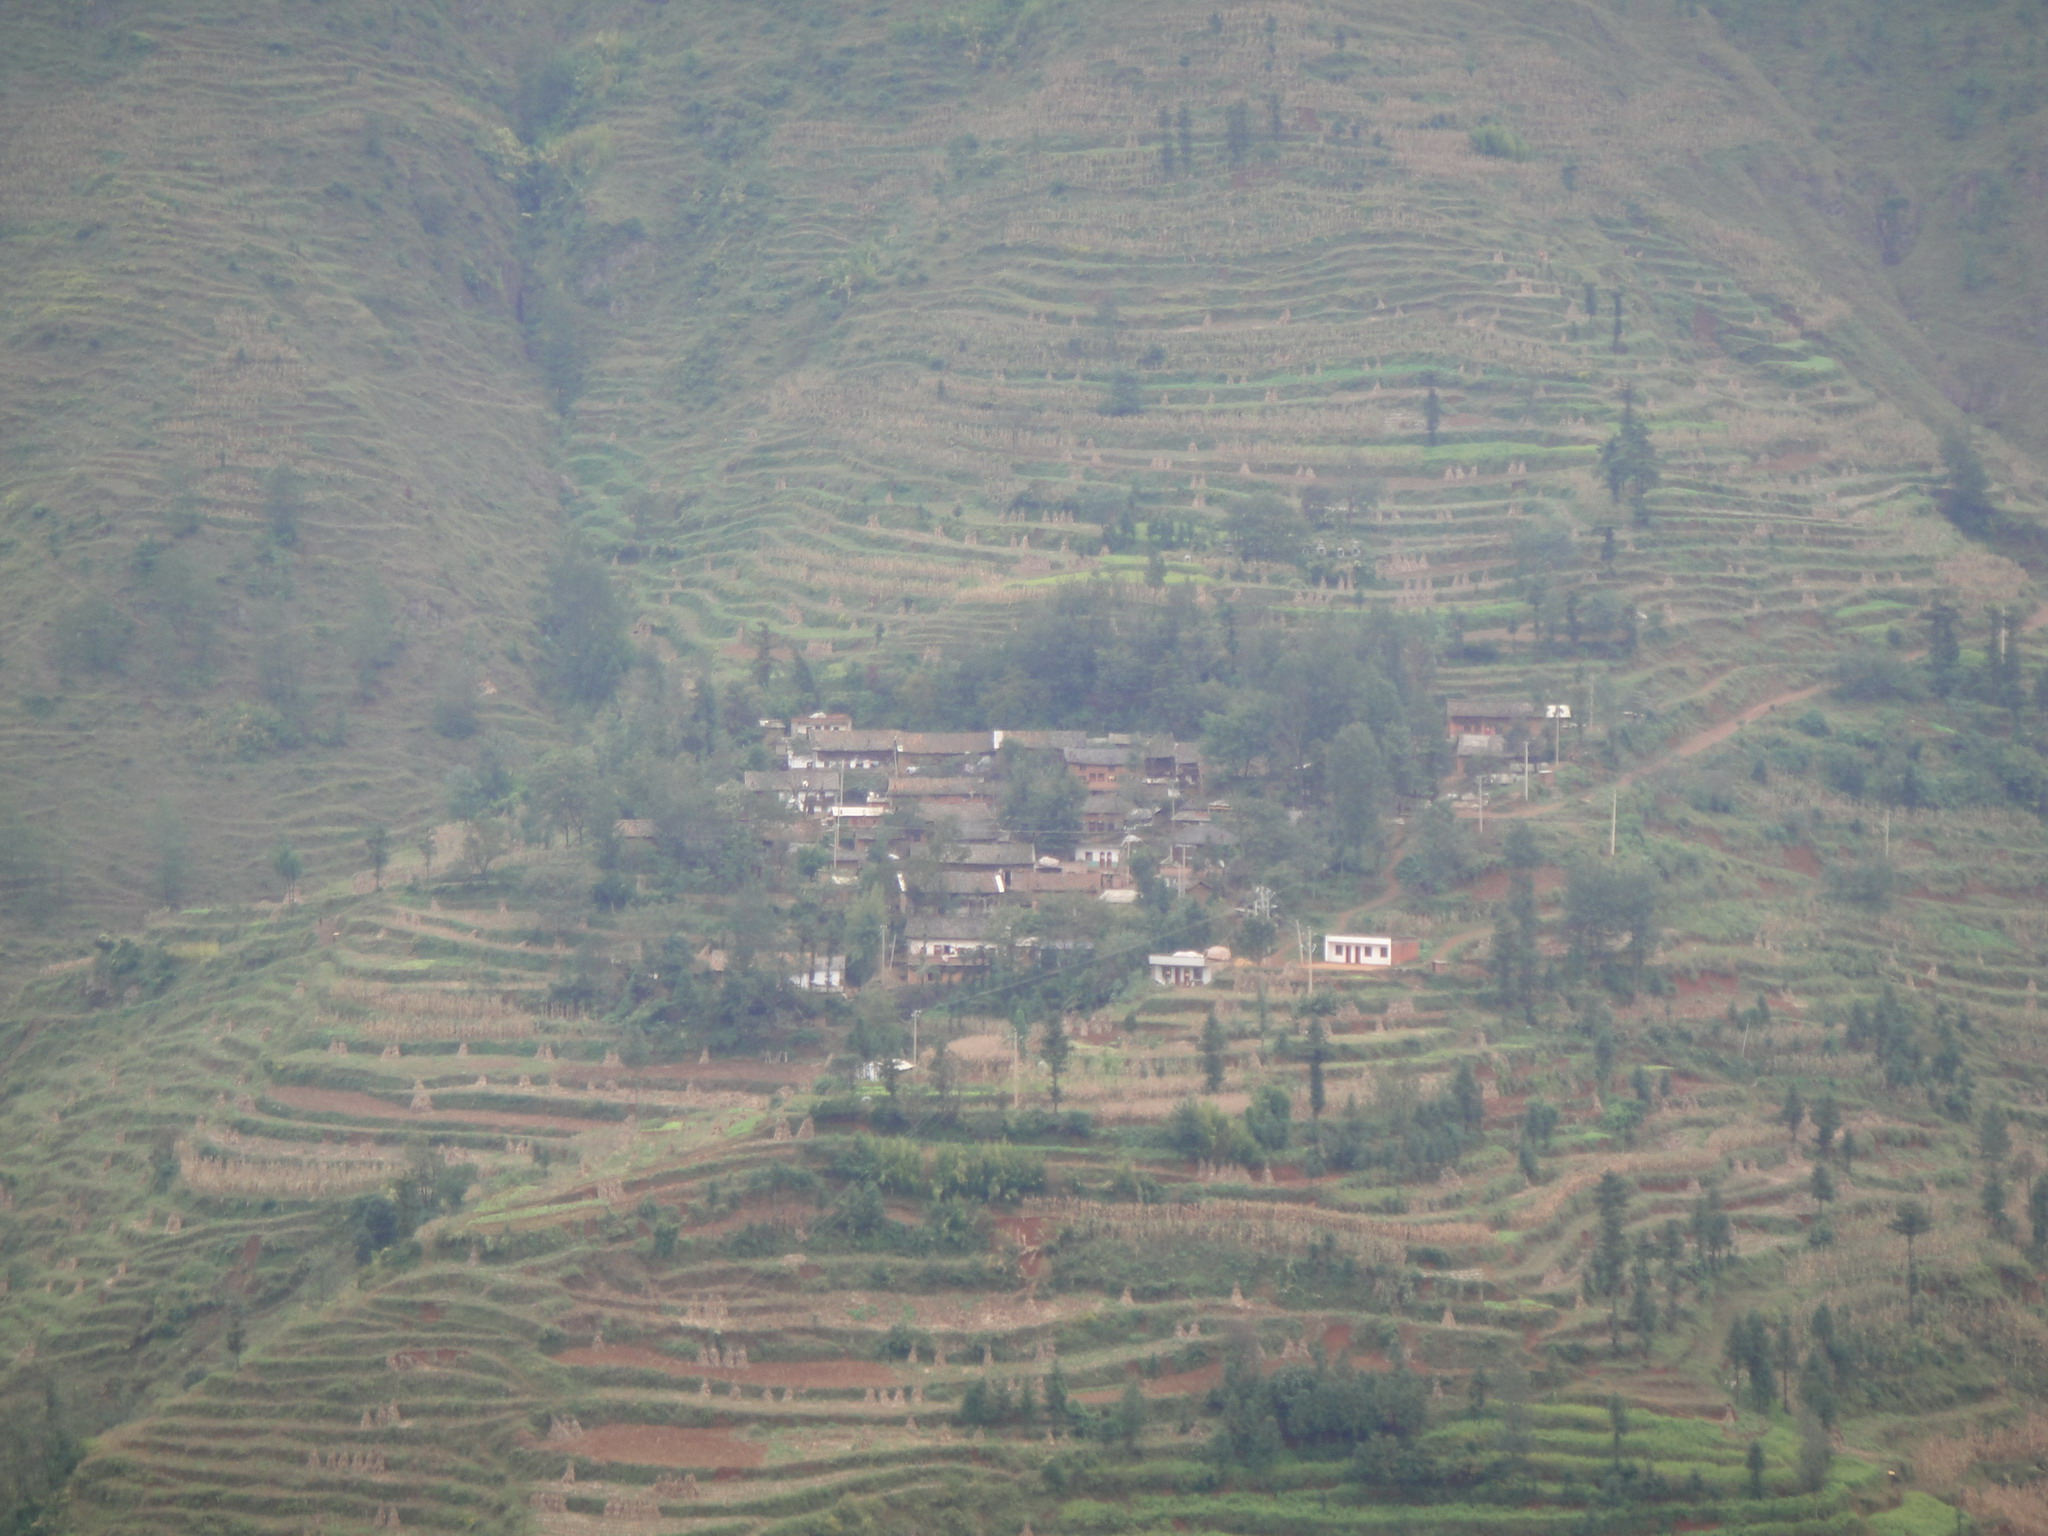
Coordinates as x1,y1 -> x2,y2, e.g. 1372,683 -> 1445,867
1833,648 -> 1924,702
1468,123 -> 1532,160
49,595 -> 133,677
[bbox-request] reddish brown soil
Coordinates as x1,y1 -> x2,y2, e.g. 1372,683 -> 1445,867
1143,1361 -> 1224,1397
1320,1323 -> 1353,1355
1672,972 -> 1738,998
267,1084 -> 595,1131
1469,870 -> 1511,900
570,1425 -> 765,1468
554,1346 -> 898,1389
1783,845 -> 1822,878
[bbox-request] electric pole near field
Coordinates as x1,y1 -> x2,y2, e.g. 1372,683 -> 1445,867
1609,789 -> 1618,857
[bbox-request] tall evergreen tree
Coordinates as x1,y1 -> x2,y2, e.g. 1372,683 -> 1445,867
1201,1006 -> 1228,1093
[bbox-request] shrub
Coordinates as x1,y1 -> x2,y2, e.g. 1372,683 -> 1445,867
1469,123 -> 1532,161
49,595 -> 133,677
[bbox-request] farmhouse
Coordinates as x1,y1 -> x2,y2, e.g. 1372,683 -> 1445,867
1148,950 -> 1214,986
903,915 -> 1001,980
1322,933 -> 1419,967
741,769 -> 845,813
1443,698 -> 1537,738
1142,741 -> 1203,789
1063,745 -> 1132,788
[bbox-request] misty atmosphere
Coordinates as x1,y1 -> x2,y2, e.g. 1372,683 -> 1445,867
6,2 -> 2048,1532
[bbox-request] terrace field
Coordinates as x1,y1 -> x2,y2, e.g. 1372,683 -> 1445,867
6,1 -> 2048,1533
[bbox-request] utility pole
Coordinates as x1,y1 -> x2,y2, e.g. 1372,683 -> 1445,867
1883,810 -> 1891,860
1523,739 -> 1531,800
1478,772 -> 1486,835
1609,788 -> 1618,857
911,1009 -> 922,1066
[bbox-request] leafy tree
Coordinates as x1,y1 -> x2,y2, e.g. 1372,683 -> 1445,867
535,544 -> 632,706
1325,722 -> 1386,873
1245,1083 -> 1291,1152
1938,429 -> 1997,536
270,840 -> 303,900
1042,1014 -> 1071,1109
1227,492 -> 1307,565
1397,800 -> 1470,896
1889,1201 -> 1932,1322
1781,1086 -> 1805,1140
1562,859 -> 1658,991
1201,1006 -> 1227,1093
1607,1394 -> 1629,1461
1000,750 -> 1085,857
1101,371 -> 1143,417
363,826 -> 391,890
1746,1439 -> 1766,1499
1116,1382 -> 1146,1451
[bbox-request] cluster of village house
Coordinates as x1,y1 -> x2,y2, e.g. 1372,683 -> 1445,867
641,707 -> 1527,992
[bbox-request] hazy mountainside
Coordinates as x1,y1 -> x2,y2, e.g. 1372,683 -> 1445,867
1700,0 -> 2048,449
1,0 -> 2046,950
10,5 -> 2048,1536
0,2 -> 557,948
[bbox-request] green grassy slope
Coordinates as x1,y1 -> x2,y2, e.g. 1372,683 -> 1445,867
0,2 -> 557,949
2,0 -> 2045,954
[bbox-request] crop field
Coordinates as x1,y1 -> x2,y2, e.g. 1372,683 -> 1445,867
4,0 -> 2048,1533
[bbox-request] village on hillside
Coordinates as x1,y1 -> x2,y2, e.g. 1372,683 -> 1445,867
634,698 -> 1567,997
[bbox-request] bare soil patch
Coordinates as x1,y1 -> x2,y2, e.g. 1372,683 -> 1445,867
267,1084 -> 596,1131
571,1424 -> 765,1468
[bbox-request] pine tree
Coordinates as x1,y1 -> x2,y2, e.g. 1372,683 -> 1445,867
1599,390 -> 1660,523
1589,1171 -> 1631,1352
1983,1170 -> 2013,1241
1890,1201 -> 1932,1323
1810,1095 -> 1840,1155
1306,1018 -> 1328,1118
1781,1086 -> 1805,1140
1201,1007 -> 1227,1093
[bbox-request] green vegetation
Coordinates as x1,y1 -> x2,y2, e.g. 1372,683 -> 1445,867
3,0 -> 2048,1532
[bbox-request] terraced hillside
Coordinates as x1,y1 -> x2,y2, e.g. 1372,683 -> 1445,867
3,0 -> 2047,941
4,679 -> 2048,1534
